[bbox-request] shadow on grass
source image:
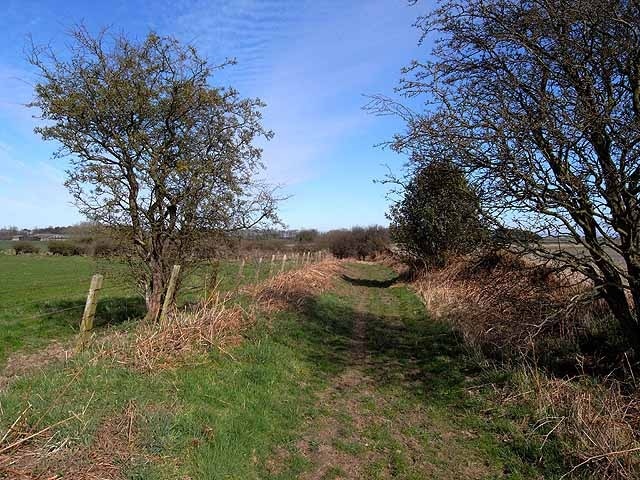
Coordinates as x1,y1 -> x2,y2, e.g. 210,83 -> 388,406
275,273 -> 557,477
340,274 -> 401,289
290,285 -> 475,407
36,296 -> 146,329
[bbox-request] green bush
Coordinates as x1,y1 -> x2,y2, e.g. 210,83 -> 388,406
13,241 -> 40,254
48,240 -> 84,256
388,162 -> 487,266
296,229 -> 319,243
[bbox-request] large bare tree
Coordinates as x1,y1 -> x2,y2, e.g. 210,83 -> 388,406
370,0 -> 640,347
29,28 -> 278,321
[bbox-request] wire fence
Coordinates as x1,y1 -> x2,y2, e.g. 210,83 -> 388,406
1,250 -> 330,327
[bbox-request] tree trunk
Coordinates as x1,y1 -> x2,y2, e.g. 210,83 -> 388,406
144,267 -> 166,322
602,281 -> 640,350
624,261 -> 640,350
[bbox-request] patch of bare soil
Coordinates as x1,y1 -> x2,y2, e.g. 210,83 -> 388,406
0,341 -> 71,391
294,312 -> 374,480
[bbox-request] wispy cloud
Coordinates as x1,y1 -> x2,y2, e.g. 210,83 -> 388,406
0,137 -> 79,227
0,65 -> 39,136
0,0 -> 423,228
157,0 -> 418,189
159,0 -> 310,88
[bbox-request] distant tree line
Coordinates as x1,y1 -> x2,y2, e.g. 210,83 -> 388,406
322,226 -> 389,260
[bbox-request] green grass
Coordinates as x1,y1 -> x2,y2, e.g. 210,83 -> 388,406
307,262 -> 565,479
0,261 -> 567,478
0,254 -> 302,363
0,255 -> 139,362
0,291 -> 349,478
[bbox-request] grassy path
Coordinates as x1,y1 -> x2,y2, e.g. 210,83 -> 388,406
0,262 -> 555,478
267,262 -> 548,479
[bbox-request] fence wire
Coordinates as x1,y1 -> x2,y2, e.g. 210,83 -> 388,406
2,251 -> 329,325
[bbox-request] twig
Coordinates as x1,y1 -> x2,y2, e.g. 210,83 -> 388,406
560,447 -> 640,479
0,416 -> 74,455
0,404 -> 31,445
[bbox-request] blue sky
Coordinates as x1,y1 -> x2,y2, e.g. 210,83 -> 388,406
0,0 -> 427,230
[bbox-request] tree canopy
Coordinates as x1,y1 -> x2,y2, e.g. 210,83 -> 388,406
29,27 -> 278,320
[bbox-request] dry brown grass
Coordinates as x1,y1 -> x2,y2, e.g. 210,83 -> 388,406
0,401 -> 145,479
410,250 -> 640,478
520,368 -> 640,479
0,342 -> 71,392
412,251 -> 608,357
96,292 -> 251,372
251,259 -> 345,312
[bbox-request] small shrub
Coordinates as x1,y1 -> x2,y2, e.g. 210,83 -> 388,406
13,241 -> 39,254
48,240 -> 84,256
388,161 -> 487,266
296,229 -> 318,243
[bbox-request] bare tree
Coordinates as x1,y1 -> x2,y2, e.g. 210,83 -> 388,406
369,0 -> 640,346
29,27 -> 279,321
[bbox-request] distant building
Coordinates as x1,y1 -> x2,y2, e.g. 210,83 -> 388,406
33,233 -> 68,241
11,230 -> 37,241
10,231 -> 68,241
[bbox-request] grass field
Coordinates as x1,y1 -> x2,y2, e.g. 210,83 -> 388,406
0,262 -> 562,478
0,255 -> 137,362
0,254 -> 296,363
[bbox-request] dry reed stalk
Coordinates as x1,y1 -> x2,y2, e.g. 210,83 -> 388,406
99,292 -> 252,372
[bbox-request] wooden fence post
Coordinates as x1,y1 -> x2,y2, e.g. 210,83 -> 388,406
280,254 -> 287,272
255,257 -> 263,282
159,265 -> 181,326
269,254 -> 275,277
76,274 -> 104,352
